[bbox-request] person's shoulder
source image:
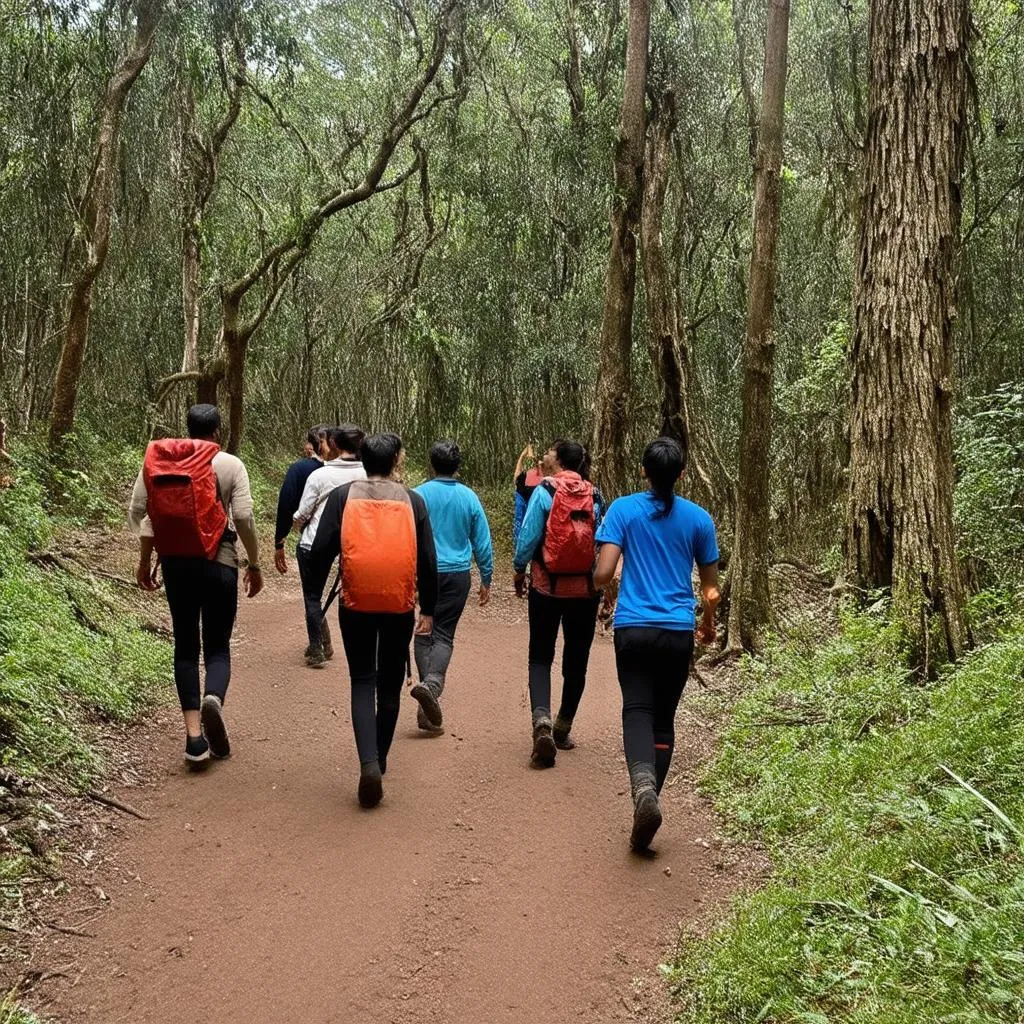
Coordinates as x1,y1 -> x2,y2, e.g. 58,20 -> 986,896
214,450 -> 245,472
677,496 -> 715,526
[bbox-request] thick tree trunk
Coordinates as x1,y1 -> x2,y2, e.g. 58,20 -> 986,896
592,0 -> 649,499
728,0 -> 790,652
47,0 -> 162,449
847,0 -> 970,665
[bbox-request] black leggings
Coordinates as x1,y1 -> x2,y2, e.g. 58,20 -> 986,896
296,545 -> 331,650
339,608 -> 415,766
614,627 -> 694,792
527,588 -> 600,723
161,557 -> 239,712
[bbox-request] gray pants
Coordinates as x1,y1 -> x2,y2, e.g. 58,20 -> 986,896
414,570 -> 472,696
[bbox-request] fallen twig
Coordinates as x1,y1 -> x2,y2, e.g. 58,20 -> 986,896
85,789 -> 151,821
36,918 -> 96,939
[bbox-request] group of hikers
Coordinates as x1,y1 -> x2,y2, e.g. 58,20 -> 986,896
129,404 -> 720,853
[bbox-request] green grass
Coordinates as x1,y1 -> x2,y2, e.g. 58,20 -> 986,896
669,606 -> 1024,1023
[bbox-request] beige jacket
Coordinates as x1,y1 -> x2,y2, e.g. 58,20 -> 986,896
128,451 -> 260,569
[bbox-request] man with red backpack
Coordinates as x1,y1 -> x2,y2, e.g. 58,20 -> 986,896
128,404 -> 263,769
513,439 -> 604,767
308,433 -> 437,809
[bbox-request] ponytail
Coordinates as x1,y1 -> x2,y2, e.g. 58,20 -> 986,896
642,437 -> 684,518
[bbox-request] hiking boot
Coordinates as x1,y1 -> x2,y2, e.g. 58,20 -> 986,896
201,694 -> 230,759
417,706 -> 444,735
553,715 -> 576,750
185,733 -> 211,770
630,790 -> 663,852
410,682 -> 443,728
358,761 -> 384,809
305,645 -> 326,668
530,716 -> 557,768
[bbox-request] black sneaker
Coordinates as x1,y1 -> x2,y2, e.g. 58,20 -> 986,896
358,761 -> 384,808
305,646 -> 326,668
531,717 -> 557,768
201,694 -> 230,759
630,790 -> 663,852
416,706 -> 444,735
410,683 -> 443,728
185,733 -> 211,770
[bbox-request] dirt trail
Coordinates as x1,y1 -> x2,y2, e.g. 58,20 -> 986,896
37,583 -> 731,1023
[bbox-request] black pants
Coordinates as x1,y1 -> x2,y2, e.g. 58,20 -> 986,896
161,557 -> 239,713
339,608 -> 415,766
413,570 -> 471,695
296,545 -> 332,651
527,588 -> 600,723
614,627 -> 694,793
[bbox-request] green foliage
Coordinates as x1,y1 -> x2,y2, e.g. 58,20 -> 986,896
955,384 -> 1024,590
0,443 -> 170,789
670,608 -> 1024,1023
0,992 -> 43,1024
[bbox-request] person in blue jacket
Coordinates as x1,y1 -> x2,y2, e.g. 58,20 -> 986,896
412,440 -> 494,733
594,436 -> 720,853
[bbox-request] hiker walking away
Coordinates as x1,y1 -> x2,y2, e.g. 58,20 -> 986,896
513,439 -> 604,767
411,440 -> 493,734
292,425 -> 366,667
273,426 -> 326,575
129,403 -> 264,768
308,433 -> 437,808
513,443 -> 544,550
594,437 -> 720,852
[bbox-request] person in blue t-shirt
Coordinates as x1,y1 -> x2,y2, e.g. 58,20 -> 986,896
594,436 -> 720,853
412,440 -> 494,733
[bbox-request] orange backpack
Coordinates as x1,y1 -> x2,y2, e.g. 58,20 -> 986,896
340,480 -> 418,613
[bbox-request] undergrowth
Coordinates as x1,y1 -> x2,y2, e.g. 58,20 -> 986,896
670,605 -> 1024,1023
0,432 -> 170,788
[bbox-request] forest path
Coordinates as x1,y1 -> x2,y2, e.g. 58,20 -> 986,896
39,582 -> 728,1023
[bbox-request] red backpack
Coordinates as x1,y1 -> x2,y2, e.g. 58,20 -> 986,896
142,439 -> 228,559
541,474 -> 596,574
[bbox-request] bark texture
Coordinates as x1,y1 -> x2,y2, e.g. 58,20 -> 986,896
48,1 -> 163,449
592,0 -> 649,499
848,0 -> 970,664
728,0 -> 790,651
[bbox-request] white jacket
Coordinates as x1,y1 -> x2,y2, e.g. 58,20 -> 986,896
294,458 -> 367,549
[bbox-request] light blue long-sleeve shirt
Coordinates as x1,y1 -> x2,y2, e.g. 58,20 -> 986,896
415,477 -> 493,585
513,476 -> 604,573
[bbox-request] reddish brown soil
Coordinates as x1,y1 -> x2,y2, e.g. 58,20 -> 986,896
31,582 -> 737,1023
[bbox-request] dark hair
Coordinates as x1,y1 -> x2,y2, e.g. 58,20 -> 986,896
360,432 -> 403,477
578,447 -> 593,482
430,439 -> 462,476
642,437 -> 683,517
307,424 -> 329,450
187,403 -> 221,439
331,424 -> 365,455
552,438 -> 586,473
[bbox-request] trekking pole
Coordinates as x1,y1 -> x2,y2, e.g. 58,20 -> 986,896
320,568 -> 341,619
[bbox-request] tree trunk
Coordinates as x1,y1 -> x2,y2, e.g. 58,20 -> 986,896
592,0 -> 649,499
728,0 -> 790,652
640,90 -> 687,450
47,0 -> 163,449
847,0 -> 970,666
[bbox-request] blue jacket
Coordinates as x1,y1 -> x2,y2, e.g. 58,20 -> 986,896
275,457 -> 321,546
415,477 -> 494,585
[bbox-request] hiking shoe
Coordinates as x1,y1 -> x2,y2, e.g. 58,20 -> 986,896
531,717 -> 557,768
305,646 -> 326,668
630,790 -> 663,852
185,734 -> 211,770
201,694 -> 230,759
416,706 -> 444,735
358,761 -> 384,809
553,715 -> 576,750
410,683 -> 443,728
